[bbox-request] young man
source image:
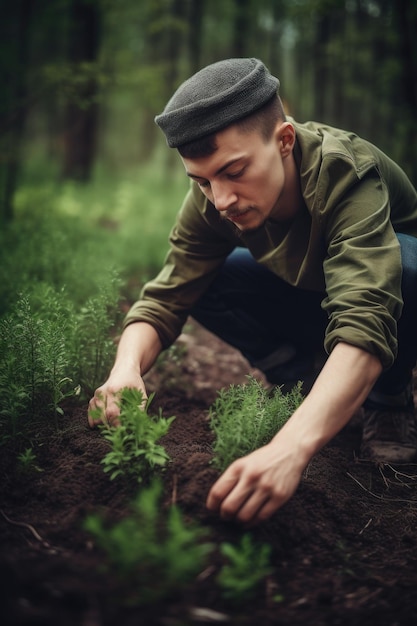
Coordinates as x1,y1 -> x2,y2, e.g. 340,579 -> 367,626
89,58 -> 417,525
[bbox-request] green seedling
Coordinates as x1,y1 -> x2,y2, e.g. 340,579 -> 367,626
217,533 -> 273,602
84,479 -> 213,605
98,387 -> 175,484
210,377 -> 303,472
17,447 -> 43,474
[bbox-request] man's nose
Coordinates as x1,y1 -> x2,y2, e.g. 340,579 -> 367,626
211,181 -> 238,211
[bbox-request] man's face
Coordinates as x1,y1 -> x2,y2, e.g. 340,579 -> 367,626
181,123 -> 290,231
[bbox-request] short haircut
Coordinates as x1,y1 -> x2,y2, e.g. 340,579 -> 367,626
178,94 -> 286,159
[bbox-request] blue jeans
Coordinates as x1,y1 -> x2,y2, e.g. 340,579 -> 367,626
191,234 -> 417,406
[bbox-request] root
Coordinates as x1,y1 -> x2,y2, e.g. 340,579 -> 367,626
346,472 -> 417,506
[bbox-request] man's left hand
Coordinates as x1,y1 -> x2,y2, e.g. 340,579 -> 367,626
206,439 -> 305,525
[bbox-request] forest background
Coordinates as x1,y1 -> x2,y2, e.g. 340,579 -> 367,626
0,0 -> 416,417
2,0 -> 417,221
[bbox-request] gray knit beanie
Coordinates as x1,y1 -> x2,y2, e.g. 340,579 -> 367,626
155,58 -> 280,148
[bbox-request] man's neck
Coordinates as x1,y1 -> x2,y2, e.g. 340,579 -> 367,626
270,155 -> 304,223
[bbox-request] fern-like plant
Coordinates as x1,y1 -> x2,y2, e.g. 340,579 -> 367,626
84,479 -> 213,605
217,533 -> 273,602
210,377 -> 303,472
98,387 -> 175,484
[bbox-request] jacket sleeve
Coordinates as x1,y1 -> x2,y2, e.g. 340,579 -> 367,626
123,184 -> 237,348
321,169 -> 403,369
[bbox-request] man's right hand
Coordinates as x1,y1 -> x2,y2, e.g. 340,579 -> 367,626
87,321 -> 163,429
88,367 -> 148,428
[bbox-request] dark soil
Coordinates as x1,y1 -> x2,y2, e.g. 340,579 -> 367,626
1,320 -> 417,626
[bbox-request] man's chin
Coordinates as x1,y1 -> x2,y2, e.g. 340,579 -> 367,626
228,218 -> 265,233
223,208 -> 264,231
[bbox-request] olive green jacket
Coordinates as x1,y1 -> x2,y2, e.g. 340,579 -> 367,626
125,120 -> 417,369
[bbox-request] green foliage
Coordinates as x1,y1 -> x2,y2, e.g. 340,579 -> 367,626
84,479 -> 213,605
0,161 -> 186,444
17,447 -> 43,474
42,60 -> 111,108
217,533 -> 273,602
70,273 -> 122,399
210,377 -> 303,472
98,388 -> 175,484
5,165 -> 188,300
0,294 -> 77,439
0,203 -> 121,318
0,277 -> 120,442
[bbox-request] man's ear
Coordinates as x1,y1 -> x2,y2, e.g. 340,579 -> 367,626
275,121 -> 295,157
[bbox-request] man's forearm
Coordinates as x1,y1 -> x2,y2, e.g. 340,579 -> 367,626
112,321 -> 163,377
272,341 -> 383,464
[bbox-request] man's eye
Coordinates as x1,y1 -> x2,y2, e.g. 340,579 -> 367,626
228,169 -> 244,179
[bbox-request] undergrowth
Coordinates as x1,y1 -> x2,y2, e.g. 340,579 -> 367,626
210,377 -> 304,472
84,479 -> 274,607
84,479 -> 213,605
70,272 -> 123,399
0,163 -> 186,447
0,278 -> 121,445
0,294 -> 76,440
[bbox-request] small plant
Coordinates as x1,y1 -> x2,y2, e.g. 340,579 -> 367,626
98,387 -> 176,484
17,447 -> 43,474
210,377 -> 303,472
70,272 -> 123,399
217,533 -> 273,602
84,479 -> 213,605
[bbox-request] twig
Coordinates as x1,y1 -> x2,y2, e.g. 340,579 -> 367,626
359,517 -> 373,535
378,464 -> 390,489
0,508 -> 51,548
346,473 -> 417,505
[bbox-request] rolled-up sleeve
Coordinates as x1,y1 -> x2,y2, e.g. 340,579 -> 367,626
322,172 -> 403,369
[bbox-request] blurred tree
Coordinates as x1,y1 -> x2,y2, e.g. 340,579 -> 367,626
134,0 -> 188,161
0,0 -> 32,222
187,0 -> 206,73
62,0 -> 101,181
233,0 -> 255,57
1,0 -> 415,200
393,0 -> 417,184
283,0 -> 416,182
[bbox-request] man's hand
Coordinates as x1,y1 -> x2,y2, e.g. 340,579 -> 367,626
87,321 -> 163,429
206,438 -> 305,526
88,368 -> 147,428
207,342 -> 383,525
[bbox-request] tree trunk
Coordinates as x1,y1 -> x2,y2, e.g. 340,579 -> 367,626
394,0 -> 417,184
0,0 -> 32,222
62,0 -> 101,182
313,11 -> 331,122
233,0 -> 253,58
188,0 -> 205,74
